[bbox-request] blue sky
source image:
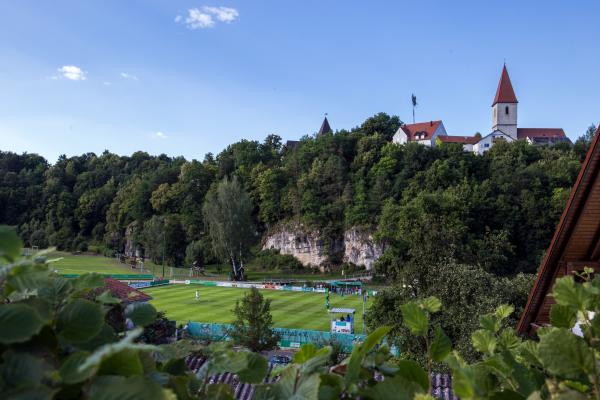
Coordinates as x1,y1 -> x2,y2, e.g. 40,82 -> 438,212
1,1 -> 599,163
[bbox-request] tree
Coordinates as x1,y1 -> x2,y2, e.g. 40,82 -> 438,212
230,287 -> 279,352
202,177 -> 254,281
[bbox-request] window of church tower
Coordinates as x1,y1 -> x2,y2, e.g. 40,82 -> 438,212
505,106 -> 509,115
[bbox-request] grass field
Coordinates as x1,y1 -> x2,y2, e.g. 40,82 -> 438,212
45,251 -> 350,282
143,284 -> 370,332
47,251 -> 156,275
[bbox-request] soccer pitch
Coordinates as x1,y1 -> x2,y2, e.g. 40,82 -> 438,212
143,285 -> 370,332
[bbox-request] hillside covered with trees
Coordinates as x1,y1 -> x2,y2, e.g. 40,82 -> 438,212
1,114 -> 595,276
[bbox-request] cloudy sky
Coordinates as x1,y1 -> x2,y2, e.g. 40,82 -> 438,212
0,0 -> 599,163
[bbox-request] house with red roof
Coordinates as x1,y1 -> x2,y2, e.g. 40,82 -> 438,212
393,65 -> 570,154
392,120 -> 448,146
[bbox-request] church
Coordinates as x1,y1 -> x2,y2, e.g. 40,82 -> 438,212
392,65 -> 570,154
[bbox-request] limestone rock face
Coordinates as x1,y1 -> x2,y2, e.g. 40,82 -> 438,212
342,228 -> 385,271
262,225 -> 383,270
124,221 -> 142,258
262,226 -> 333,267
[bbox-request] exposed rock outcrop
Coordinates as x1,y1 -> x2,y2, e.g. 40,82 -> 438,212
342,228 -> 385,270
124,221 -> 142,258
262,225 -> 342,268
262,225 -> 383,270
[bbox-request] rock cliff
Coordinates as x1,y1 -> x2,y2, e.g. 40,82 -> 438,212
342,228 -> 385,270
262,225 -> 383,270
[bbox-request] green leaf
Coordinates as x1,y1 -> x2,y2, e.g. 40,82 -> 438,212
345,327 -> 390,386
89,376 -> 172,400
96,290 -> 120,304
59,351 -> 96,384
73,273 -> 105,291
57,299 -> 104,343
1,385 -> 58,400
294,343 -> 319,363
1,352 -> 48,388
550,304 -> 577,329
497,329 -> 520,350
98,348 -> 144,377
472,329 -> 497,355
479,314 -> 501,333
395,359 -> 429,391
79,329 -> 157,373
360,375 -> 424,400
318,373 -> 343,400
125,302 -> 157,327
236,352 -> 268,383
538,328 -> 594,380
0,303 -> 45,344
494,304 -> 514,320
429,325 -> 452,362
38,276 -> 72,307
206,383 -> 235,400
0,225 -> 22,262
553,276 -> 588,311
401,302 -> 428,336
420,296 -> 442,313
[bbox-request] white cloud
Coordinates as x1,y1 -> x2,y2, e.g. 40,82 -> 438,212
154,131 -> 168,139
120,72 -> 139,81
177,6 -> 239,29
58,65 -> 86,81
103,81 -> 111,86
203,6 -> 239,23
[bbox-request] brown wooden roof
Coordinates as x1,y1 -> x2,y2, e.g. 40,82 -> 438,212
517,126 -> 600,336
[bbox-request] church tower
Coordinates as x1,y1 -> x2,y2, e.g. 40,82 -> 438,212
492,65 -> 518,139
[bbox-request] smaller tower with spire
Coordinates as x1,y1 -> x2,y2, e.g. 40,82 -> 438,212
492,65 -> 518,139
317,114 -> 332,136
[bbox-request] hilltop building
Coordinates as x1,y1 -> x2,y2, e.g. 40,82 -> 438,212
285,115 -> 333,150
392,65 -> 570,153
392,120 -> 448,147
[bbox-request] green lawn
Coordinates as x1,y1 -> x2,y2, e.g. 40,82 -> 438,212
143,284 -> 369,332
47,251 -> 156,275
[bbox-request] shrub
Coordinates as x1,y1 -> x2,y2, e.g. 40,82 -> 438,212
250,249 -> 303,270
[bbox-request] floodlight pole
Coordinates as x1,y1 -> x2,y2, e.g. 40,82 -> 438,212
362,291 -> 366,335
162,229 -> 166,278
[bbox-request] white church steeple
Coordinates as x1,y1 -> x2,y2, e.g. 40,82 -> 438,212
492,65 -> 518,139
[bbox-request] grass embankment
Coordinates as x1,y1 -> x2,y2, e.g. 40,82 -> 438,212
47,251 -> 158,275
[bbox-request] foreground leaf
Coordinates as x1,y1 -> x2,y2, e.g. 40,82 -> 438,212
0,303 -> 45,344
57,298 -> 104,343
125,302 -> 158,327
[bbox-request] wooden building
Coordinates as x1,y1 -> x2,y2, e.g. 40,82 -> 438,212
517,126 -> 600,336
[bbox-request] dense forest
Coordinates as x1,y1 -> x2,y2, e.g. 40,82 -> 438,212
0,114 -> 595,275
2,113 -> 597,357
1,114 -> 595,275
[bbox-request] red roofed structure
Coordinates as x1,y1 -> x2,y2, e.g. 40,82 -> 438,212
400,120 -> 442,141
517,128 -> 566,139
98,278 -> 152,304
437,135 -> 480,145
517,126 -> 600,336
492,65 -> 518,106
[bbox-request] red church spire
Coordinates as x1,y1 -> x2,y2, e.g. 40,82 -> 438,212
492,65 -> 518,106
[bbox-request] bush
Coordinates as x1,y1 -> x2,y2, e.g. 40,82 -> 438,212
250,249 -> 303,270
